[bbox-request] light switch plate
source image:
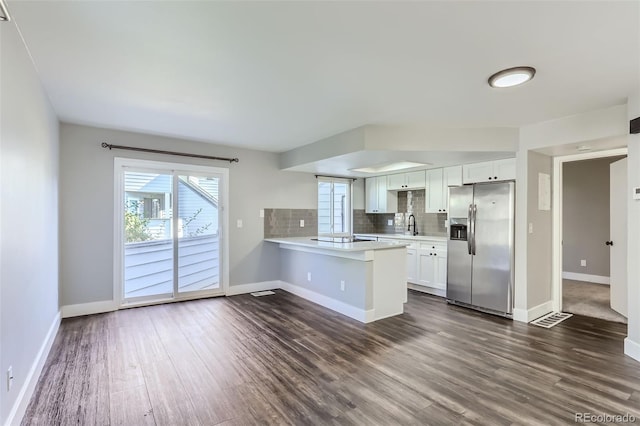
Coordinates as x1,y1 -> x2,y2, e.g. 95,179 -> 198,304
528,223 -> 533,234
581,259 -> 587,267
237,219 -> 243,228
300,219 -> 304,227
259,209 -> 264,218
387,219 -> 393,226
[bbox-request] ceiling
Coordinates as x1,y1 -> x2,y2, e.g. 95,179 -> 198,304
8,1 -> 639,152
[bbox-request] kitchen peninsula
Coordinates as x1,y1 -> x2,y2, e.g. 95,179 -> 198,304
265,237 -> 409,323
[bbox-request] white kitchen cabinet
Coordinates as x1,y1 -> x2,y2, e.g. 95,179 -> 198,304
372,236 -> 448,295
463,158 -> 516,184
426,169 -> 444,214
425,166 -> 462,213
387,170 -> 426,190
416,242 -> 447,290
406,247 -> 417,283
365,176 -> 397,213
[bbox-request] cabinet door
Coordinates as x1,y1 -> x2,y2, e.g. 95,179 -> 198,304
365,177 -> 379,213
425,169 -> 444,213
442,166 -> 463,213
405,171 -> 426,190
387,173 -> 405,190
443,165 -> 463,187
463,161 -> 494,184
406,248 -> 417,283
377,176 -> 388,213
493,158 -> 516,181
433,248 -> 448,290
418,249 -> 435,287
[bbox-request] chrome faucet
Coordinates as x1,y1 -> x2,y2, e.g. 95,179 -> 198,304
408,214 -> 418,236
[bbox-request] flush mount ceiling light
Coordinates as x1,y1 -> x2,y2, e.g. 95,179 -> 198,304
350,161 -> 430,174
488,66 -> 536,88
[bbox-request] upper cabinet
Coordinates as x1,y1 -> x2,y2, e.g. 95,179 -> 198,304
462,158 -> 516,184
387,171 -> 425,190
365,176 -> 397,213
426,166 -> 462,213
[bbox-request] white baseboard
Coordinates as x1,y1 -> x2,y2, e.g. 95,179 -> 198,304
625,338 -> 640,363
513,300 -> 554,323
226,280 -> 282,296
279,281 -> 373,323
61,300 -> 117,318
562,271 -> 610,285
4,312 -> 61,426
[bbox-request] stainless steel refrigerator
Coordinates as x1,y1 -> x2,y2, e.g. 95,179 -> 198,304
447,181 -> 515,317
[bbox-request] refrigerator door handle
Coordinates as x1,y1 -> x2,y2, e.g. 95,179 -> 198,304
471,204 -> 478,255
467,204 -> 473,255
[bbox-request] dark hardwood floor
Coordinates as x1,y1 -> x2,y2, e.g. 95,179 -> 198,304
22,290 -> 640,425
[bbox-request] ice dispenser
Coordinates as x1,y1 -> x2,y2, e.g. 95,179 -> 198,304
449,219 -> 467,241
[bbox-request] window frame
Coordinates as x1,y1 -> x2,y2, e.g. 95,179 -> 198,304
317,177 -> 352,237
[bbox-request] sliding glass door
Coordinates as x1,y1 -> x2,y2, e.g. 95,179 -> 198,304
117,159 -> 227,305
177,174 -> 220,295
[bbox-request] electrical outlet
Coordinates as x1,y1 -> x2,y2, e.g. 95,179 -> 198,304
307,272 -> 311,282
340,280 -> 345,291
387,219 -> 393,226
7,366 -> 13,391
237,219 -> 243,228
300,219 -> 304,227
259,209 -> 264,218
581,259 -> 587,267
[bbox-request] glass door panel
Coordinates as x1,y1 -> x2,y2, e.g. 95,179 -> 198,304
123,171 -> 173,301
177,175 -> 221,295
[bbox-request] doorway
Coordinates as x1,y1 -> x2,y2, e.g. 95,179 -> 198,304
114,158 -> 229,307
552,148 -> 627,322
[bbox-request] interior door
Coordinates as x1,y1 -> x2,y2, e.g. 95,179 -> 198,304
609,158 -> 627,317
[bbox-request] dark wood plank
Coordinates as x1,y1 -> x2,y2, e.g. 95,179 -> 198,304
21,289 -> 640,425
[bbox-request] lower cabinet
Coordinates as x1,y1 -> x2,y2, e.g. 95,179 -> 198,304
416,242 -> 447,291
406,246 -> 418,283
357,235 -> 447,296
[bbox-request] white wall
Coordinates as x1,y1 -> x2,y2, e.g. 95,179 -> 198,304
0,19 -> 60,425
513,149 -> 553,321
626,94 -> 640,360
59,123 -> 318,307
515,104 -> 636,330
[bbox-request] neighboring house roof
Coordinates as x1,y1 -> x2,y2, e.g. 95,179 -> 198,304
124,172 -> 218,207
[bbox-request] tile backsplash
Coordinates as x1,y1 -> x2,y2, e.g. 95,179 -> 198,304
264,209 -> 317,238
353,189 -> 447,236
395,190 -> 447,236
265,189 -> 447,238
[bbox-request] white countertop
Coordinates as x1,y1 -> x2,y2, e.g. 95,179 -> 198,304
354,233 -> 448,242
264,236 -> 410,252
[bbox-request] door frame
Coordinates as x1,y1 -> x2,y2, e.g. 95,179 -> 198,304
551,148 -> 627,312
113,157 -> 230,309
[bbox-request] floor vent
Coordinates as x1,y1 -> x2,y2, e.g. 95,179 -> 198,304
531,312 -> 573,328
251,290 -> 275,297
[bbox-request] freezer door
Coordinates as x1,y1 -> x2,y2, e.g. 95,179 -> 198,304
471,182 -> 515,314
447,186 -> 473,304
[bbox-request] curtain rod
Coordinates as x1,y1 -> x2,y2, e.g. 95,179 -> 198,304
101,142 -> 239,163
315,174 -> 357,181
